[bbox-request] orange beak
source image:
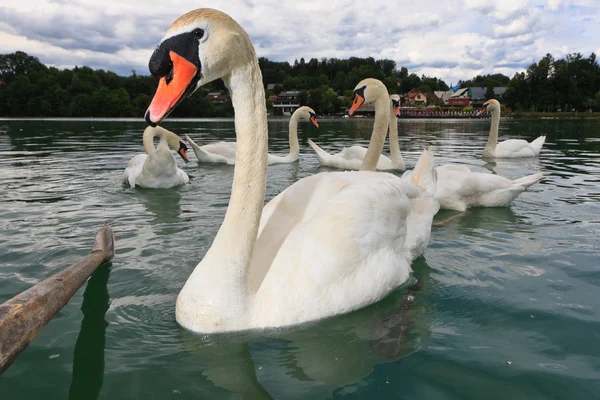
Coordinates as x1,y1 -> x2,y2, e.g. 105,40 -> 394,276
178,147 -> 189,163
476,107 -> 487,116
393,104 -> 401,117
146,51 -> 198,126
310,115 -> 319,128
348,93 -> 365,116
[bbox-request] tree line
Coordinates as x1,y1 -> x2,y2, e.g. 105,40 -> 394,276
1,51 -> 599,117
0,51 -> 449,117
502,53 -> 600,112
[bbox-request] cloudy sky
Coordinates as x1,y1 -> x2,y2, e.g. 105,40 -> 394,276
1,0 -> 598,84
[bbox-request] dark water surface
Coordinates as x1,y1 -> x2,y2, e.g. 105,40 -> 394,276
0,118 -> 599,399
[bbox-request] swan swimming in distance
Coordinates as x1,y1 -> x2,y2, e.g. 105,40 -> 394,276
402,164 -> 543,212
477,99 -> 546,158
185,105 -> 319,164
308,94 -> 405,170
144,8 -> 439,333
123,126 -> 189,188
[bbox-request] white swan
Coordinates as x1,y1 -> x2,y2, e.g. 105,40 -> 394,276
144,8 -> 439,333
185,106 -> 319,165
403,164 -> 543,211
123,126 -> 189,188
478,99 -> 546,158
308,94 -> 405,170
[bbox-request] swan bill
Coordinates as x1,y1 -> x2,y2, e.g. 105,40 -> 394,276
393,103 -> 401,117
348,87 -> 366,116
146,51 -> 199,126
309,113 -> 319,128
178,141 -> 190,163
476,102 -> 488,116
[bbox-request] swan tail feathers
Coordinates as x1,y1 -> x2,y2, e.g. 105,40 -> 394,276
408,149 -> 437,196
512,172 -> 543,189
307,139 -> 331,163
530,135 -> 546,155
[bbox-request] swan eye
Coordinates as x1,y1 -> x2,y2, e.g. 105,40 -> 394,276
192,28 -> 205,39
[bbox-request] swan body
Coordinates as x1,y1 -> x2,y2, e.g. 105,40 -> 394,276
403,164 -> 543,211
123,126 -> 189,188
478,99 -> 546,158
186,106 -> 318,165
144,10 -> 438,333
308,95 -> 405,170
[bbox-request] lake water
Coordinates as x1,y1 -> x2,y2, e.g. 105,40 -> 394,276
0,117 -> 599,399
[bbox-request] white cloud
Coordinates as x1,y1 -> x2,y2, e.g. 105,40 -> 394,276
0,0 -> 598,85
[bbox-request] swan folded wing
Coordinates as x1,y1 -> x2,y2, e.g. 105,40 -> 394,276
496,139 -> 537,157
202,141 -> 238,160
340,146 -> 369,161
342,146 -> 394,170
436,166 -> 513,196
134,147 -> 189,188
251,172 -> 423,326
186,135 -> 232,164
123,154 -> 147,187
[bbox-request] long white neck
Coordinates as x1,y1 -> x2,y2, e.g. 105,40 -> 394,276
485,107 -> 501,150
359,97 -> 390,171
388,109 -> 404,170
143,126 -> 179,153
143,127 -> 160,153
182,60 -> 267,310
286,112 -> 300,161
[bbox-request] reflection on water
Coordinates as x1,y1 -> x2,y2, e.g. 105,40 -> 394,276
177,256 -> 433,399
138,188 -> 183,227
0,118 -> 599,399
69,264 -> 111,400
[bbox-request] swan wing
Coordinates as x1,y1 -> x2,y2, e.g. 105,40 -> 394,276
495,139 -> 537,158
201,141 -> 237,163
436,166 -> 511,195
249,171 -> 434,327
185,135 -> 229,164
123,154 -> 147,187
126,145 -> 189,188
267,152 -> 295,165
338,146 -> 393,170
339,145 -> 369,161
434,165 -> 541,210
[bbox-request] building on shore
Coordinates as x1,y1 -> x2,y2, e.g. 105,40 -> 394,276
205,92 -> 228,105
273,91 -> 301,115
449,87 -> 507,106
433,89 -> 454,105
405,88 -> 429,106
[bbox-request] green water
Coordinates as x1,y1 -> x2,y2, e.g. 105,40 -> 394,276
0,118 -> 599,399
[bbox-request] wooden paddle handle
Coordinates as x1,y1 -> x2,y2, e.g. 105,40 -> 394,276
0,225 -> 114,374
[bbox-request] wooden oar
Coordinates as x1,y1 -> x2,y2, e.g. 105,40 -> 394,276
0,225 -> 114,374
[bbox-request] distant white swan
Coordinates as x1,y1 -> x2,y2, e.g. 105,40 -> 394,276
185,106 -> 319,165
308,94 -> 405,170
478,99 -> 545,158
123,126 -> 189,188
143,9 -> 439,333
403,164 -> 543,211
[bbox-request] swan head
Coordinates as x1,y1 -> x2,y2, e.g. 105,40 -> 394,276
348,78 -> 388,116
390,94 -> 401,117
295,106 -> 319,127
143,125 -> 189,162
477,98 -> 501,116
176,141 -> 190,163
145,8 -> 254,126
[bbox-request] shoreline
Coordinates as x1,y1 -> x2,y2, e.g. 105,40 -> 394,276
2,112 -> 600,122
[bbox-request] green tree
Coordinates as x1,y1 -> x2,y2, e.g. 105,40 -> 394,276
485,84 -> 495,100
